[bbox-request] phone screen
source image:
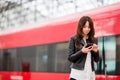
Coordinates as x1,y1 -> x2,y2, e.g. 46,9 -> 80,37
86,43 -> 93,48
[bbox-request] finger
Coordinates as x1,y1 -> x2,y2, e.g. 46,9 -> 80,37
87,46 -> 93,49
83,45 -> 87,48
87,46 -> 93,51
93,44 -> 98,47
94,45 -> 98,48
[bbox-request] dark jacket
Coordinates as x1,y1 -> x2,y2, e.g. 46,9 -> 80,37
68,35 -> 100,71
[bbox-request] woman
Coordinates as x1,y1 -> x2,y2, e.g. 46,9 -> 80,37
68,16 -> 100,80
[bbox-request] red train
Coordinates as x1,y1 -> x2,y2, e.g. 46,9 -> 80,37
0,2 -> 120,80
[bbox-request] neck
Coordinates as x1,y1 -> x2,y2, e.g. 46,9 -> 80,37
83,35 -> 88,41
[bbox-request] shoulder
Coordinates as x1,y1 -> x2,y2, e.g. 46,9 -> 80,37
70,35 -> 76,40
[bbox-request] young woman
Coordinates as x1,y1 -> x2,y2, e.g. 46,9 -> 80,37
68,16 -> 100,80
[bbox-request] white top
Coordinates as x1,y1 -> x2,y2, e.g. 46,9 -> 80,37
70,42 -> 95,80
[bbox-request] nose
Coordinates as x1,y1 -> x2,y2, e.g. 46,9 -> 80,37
86,27 -> 90,30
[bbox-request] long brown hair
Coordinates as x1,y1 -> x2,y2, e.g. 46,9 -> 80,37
75,16 -> 96,49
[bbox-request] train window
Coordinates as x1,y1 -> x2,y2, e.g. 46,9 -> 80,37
36,45 -> 48,72
97,35 -> 120,75
0,42 -> 71,73
53,42 -> 70,73
104,36 -> 116,74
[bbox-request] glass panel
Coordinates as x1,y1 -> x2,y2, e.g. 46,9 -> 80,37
36,45 -> 48,72
97,36 -> 117,75
0,42 -> 71,73
54,42 -> 70,73
104,36 -> 116,74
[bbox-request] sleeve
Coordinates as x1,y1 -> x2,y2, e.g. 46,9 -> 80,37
67,36 -> 85,63
92,51 -> 100,62
92,38 -> 100,62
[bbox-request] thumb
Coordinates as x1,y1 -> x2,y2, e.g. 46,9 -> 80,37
83,45 -> 86,48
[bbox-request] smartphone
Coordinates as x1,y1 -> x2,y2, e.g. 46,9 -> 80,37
85,43 -> 93,48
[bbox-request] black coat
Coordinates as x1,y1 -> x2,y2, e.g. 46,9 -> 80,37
68,35 -> 100,71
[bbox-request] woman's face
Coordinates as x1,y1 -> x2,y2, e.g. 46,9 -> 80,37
82,21 -> 91,36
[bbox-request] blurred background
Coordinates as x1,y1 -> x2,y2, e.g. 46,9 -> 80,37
0,0 -> 120,80
0,0 -> 120,32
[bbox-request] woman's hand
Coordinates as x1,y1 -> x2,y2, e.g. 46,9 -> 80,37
81,45 -> 93,53
92,44 -> 98,52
